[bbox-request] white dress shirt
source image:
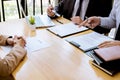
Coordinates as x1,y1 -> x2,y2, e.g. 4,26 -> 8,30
72,0 -> 89,20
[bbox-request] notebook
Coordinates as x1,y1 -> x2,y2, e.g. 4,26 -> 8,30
65,32 -> 113,52
92,60 -> 119,76
94,46 -> 120,62
26,15 -> 55,28
47,22 -> 89,38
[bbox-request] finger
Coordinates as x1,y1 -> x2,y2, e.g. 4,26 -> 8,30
47,9 -> 52,13
21,37 -> 26,44
49,5 -> 53,8
99,41 -> 111,46
79,19 -> 88,27
13,35 -> 18,40
85,23 -> 92,28
98,41 -> 111,48
98,43 -> 108,48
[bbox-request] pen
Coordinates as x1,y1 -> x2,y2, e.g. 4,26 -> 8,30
56,19 -> 63,24
48,0 -> 60,17
90,52 -> 101,65
84,16 -> 93,29
52,10 -> 60,17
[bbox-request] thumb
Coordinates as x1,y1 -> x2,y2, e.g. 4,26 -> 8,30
79,19 -> 88,27
87,18 -> 92,24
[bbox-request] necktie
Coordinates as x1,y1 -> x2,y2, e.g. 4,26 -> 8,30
75,0 -> 83,16
115,24 -> 120,40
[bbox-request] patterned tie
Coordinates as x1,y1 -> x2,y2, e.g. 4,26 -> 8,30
115,24 -> 120,40
75,0 -> 83,16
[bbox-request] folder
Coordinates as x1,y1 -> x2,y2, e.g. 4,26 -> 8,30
26,15 -> 55,28
89,48 -> 120,66
66,32 -> 113,52
92,60 -> 119,76
47,22 -> 89,38
94,46 -> 120,62
89,48 -> 120,76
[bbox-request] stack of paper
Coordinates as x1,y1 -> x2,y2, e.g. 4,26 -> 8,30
47,22 -> 88,37
66,32 -> 113,52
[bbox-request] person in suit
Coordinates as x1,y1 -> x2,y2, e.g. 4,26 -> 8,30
0,35 -> 26,80
79,0 -> 120,48
47,0 -> 112,34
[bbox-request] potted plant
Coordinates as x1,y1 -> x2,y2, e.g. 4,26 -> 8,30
29,16 -> 36,36
29,16 -> 35,25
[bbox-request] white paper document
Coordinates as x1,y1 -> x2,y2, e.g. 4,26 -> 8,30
1,37 -> 50,58
66,32 -> 113,52
47,22 -> 88,37
26,37 -> 50,52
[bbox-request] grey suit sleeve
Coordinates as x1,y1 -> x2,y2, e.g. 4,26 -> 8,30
100,0 -> 116,29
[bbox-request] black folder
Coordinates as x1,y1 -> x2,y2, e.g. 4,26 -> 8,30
90,50 -> 120,76
92,60 -> 119,76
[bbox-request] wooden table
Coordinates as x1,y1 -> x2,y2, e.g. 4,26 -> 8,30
0,17 -> 120,80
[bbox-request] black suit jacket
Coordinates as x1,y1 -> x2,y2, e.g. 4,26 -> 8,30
115,25 -> 120,40
55,0 -> 112,19
55,0 -> 112,33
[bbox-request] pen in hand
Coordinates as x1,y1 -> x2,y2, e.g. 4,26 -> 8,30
48,0 -> 60,17
52,10 -> 60,17
81,16 -> 93,29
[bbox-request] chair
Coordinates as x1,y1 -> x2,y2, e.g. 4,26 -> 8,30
1,0 -> 21,21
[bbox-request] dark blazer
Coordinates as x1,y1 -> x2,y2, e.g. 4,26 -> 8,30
115,25 -> 120,40
55,0 -> 112,19
55,0 -> 113,33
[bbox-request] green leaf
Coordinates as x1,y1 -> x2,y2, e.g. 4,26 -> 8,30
29,16 -> 35,25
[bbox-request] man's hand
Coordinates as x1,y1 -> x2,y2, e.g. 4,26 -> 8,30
71,16 -> 83,25
47,5 -> 55,17
98,41 -> 120,48
79,16 -> 100,29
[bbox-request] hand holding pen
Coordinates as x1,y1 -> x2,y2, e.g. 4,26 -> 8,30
79,16 -> 101,29
47,4 -> 55,17
47,1 -> 60,17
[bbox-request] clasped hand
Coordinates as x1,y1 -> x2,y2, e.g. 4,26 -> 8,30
6,35 -> 26,48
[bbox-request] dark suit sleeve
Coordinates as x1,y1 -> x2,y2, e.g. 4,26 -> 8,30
54,0 -> 65,16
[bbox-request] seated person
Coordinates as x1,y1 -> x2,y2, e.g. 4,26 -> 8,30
47,0 -> 113,34
79,0 -> 120,48
0,35 -> 27,80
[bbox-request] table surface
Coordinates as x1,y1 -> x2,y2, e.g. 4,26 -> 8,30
0,17 -> 119,80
